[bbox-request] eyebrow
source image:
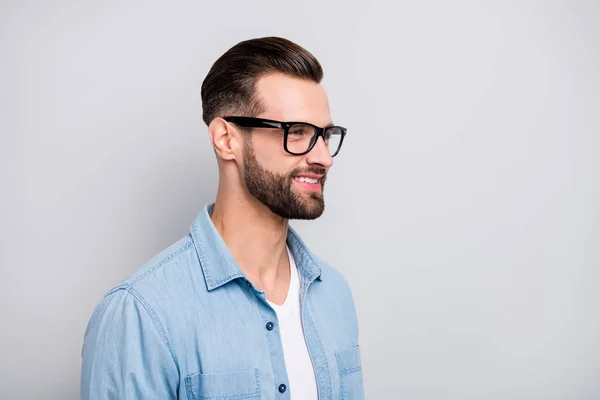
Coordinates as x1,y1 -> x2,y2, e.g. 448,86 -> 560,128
291,120 -> 335,128
291,118 -> 334,127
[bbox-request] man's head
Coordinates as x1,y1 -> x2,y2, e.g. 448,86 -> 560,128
202,37 -> 343,220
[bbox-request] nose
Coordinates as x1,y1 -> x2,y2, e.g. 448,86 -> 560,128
305,136 -> 334,168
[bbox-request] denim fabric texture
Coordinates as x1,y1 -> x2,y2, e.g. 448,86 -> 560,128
81,204 -> 363,399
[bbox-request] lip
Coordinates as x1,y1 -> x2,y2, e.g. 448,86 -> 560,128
292,174 -> 323,192
292,178 -> 322,192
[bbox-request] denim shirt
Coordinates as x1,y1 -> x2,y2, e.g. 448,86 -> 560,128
81,204 -> 364,399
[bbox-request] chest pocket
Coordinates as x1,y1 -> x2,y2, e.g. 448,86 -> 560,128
335,345 -> 365,400
184,368 -> 261,400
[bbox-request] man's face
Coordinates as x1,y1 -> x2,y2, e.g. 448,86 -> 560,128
241,73 -> 334,220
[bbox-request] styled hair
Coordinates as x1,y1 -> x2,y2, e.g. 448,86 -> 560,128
201,37 -> 323,126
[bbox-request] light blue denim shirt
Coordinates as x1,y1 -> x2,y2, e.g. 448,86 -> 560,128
81,204 -> 364,399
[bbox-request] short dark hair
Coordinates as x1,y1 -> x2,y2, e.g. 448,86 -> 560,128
201,37 -> 323,126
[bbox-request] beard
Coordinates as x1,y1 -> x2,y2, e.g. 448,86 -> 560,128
243,139 -> 327,220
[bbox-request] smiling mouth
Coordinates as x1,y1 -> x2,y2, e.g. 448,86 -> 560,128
292,175 -> 324,193
293,176 -> 319,184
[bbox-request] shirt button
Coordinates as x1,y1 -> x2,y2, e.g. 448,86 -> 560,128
278,384 -> 287,393
266,322 -> 274,331
246,281 -> 252,288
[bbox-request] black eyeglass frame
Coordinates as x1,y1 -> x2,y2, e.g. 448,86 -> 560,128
223,116 -> 347,157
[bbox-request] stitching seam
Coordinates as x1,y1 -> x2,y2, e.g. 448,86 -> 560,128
107,241 -> 193,294
125,287 -> 178,369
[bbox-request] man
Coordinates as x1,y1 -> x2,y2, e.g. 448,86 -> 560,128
81,37 -> 364,400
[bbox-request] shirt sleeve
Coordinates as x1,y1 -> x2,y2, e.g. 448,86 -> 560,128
81,287 -> 179,400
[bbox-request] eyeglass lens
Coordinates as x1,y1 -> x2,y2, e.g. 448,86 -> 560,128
286,124 -> 343,156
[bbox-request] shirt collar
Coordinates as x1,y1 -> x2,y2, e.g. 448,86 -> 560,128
190,203 -> 322,291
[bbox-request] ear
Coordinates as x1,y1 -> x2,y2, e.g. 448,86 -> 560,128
208,118 -> 240,161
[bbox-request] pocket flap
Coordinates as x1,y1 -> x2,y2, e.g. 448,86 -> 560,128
185,368 -> 260,399
335,345 -> 362,375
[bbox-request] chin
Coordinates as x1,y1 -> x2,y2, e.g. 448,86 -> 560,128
292,212 -> 324,221
297,201 -> 325,220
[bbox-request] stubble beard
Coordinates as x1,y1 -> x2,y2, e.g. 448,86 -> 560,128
243,139 -> 326,220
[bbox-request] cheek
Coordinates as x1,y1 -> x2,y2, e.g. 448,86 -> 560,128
252,133 -> 283,156
252,137 -> 299,174
262,156 -> 300,177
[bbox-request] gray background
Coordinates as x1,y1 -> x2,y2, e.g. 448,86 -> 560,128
1,1 -> 599,399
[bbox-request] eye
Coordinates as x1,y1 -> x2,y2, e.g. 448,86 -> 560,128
289,125 -> 312,136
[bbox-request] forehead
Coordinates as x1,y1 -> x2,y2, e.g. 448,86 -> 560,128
254,73 -> 332,126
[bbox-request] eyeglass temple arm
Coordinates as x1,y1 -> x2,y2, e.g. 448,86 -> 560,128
224,117 -> 284,129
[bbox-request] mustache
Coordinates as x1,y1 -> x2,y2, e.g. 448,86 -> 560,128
290,167 -> 327,180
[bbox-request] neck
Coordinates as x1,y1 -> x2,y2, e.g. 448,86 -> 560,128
210,185 -> 290,292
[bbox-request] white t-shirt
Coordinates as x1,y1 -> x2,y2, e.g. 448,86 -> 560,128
266,247 -> 318,400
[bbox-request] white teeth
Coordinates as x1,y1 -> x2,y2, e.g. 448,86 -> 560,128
294,177 -> 318,184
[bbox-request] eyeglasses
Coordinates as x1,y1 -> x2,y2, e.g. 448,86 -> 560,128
223,116 -> 347,157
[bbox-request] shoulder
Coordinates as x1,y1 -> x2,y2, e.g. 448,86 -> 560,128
107,234 -> 198,295
314,254 -> 352,290
311,253 -> 357,308
85,233 -> 200,343
88,234 -> 204,327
